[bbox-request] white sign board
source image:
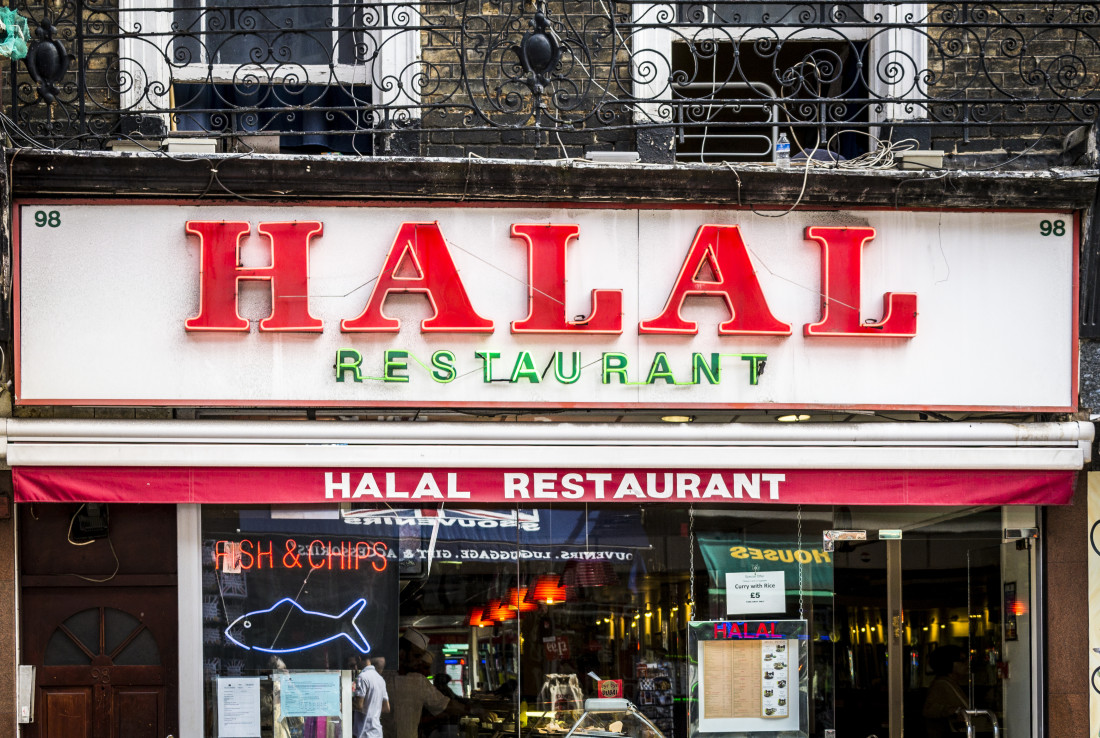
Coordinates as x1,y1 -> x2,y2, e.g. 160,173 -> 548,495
726,571 -> 786,615
216,677 -> 261,737
15,204 -> 1075,409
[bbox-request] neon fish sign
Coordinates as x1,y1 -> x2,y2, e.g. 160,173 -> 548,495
225,598 -> 372,654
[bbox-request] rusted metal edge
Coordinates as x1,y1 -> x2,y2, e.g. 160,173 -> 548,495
8,150 -> 1098,211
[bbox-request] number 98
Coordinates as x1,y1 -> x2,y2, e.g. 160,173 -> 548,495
1039,219 -> 1065,237
33,210 -> 60,228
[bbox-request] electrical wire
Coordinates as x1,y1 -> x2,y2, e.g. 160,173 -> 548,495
66,504 -> 120,583
805,130 -> 922,171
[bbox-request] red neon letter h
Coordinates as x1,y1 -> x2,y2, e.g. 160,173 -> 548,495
185,220 -> 324,332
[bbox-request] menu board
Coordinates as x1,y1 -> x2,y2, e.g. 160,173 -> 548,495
690,619 -> 806,736
700,640 -> 790,719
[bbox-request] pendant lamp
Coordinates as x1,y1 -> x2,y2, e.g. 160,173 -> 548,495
485,598 -> 516,622
508,587 -> 539,612
468,606 -> 493,627
524,574 -> 570,605
558,559 -> 618,587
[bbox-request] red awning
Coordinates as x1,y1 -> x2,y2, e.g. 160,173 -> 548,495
12,466 -> 1076,505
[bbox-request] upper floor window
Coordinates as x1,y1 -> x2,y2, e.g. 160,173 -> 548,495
630,1 -> 927,163
119,0 -> 420,153
171,0 -> 365,78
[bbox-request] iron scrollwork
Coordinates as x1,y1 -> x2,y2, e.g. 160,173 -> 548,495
5,0 -> 1099,159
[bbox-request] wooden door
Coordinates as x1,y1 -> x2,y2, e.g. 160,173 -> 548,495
25,591 -> 175,738
19,504 -> 178,738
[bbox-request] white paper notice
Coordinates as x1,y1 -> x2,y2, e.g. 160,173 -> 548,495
760,640 -> 791,718
217,677 -> 261,737
726,571 -> 785,615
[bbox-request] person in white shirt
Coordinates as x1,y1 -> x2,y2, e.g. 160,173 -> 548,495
381,629 -> 485,738
356,656 -> 391,738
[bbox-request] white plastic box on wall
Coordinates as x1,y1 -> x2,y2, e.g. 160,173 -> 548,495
898,150 -> 945,170
164,137 -> 218,154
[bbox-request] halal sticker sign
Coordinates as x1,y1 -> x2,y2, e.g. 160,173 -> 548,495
598,680 -> 623,698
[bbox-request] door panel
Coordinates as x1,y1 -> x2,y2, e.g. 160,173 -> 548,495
26,597 -> 173,738
23,589 -> 176,738
112,686 -> 165,738
832,539 -> 891,738
41,687 -> 92,738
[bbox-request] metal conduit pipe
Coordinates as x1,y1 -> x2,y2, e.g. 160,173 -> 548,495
0,419 -> 1090,470
0,418 -> 1093,447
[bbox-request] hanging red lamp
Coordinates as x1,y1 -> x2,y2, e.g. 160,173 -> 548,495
485,598 -> 516,622
524,574 -> 570,605
468,606 -> 493,627
508,587 -> 539,612
559,559 -> 618,587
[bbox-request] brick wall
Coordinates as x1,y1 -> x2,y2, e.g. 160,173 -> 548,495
417,0 -> 637,158
926,4 -> 1100,161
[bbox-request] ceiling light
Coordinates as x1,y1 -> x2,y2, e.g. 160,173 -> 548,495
559,560 -> 618,587
525,575 -> 569,605
777,414 -> 811,422
485,599 -> 516,623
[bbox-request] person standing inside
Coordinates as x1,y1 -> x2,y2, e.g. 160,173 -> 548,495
352,657 -> 368,738
922,645 -> 969,738
382,629 -> 484,738
357,656 -> 391,738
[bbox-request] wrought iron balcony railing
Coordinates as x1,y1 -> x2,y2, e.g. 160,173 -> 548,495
6,0 -> 1099,162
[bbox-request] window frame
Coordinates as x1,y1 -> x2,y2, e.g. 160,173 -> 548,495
118,0 -> 420,121
630,1 -> 928,154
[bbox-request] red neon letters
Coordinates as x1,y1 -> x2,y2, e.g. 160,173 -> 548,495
185,221 -> 324,332
713,621 -> 778,639
213,538 -> 389,572
639,225 -> 791,336
185,220 -> 916,337
510,223 -> 623,333
341,222 -> 494,333
803,226 -> 917,337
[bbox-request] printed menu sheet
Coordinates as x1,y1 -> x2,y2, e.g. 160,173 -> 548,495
760,640 -> 790,718
216,677 -> 261,737
701,640 -> 791,720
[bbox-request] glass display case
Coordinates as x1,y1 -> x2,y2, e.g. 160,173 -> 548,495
528,674 -> 586,734
560,698 -> 667,738
688,620 -> 809,738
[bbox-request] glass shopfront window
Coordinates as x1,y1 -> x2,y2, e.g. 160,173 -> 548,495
199,503 -> 1033,738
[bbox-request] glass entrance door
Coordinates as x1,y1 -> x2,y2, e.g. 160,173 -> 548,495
831,537 -> 892,737
831,507 -> 1031,738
